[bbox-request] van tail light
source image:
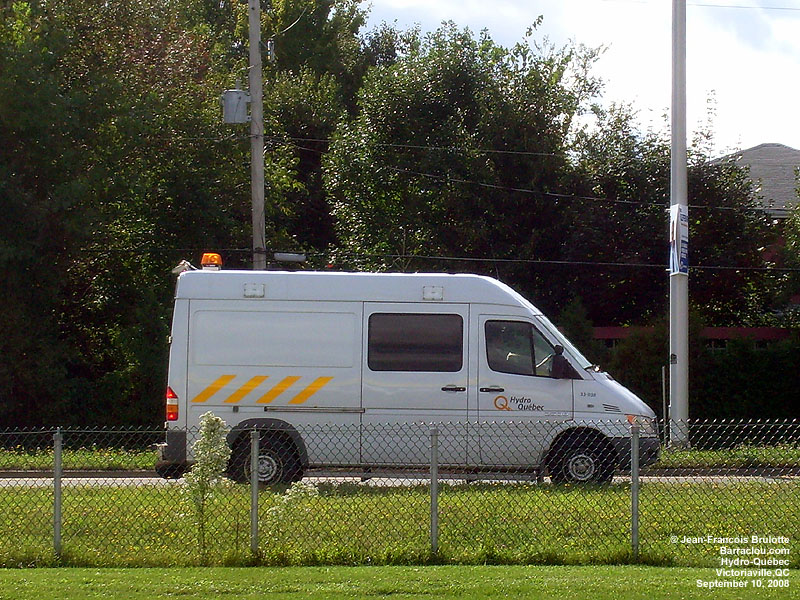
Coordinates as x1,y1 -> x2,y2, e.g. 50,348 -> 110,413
166,387 -> 179,421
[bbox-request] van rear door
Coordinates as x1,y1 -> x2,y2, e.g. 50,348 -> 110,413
186,300 -> 362,466
361,303 -> 470,467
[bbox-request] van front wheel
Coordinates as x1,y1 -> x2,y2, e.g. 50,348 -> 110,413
547,438 -> 615,484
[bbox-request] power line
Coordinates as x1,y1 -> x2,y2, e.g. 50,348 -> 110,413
600,0 -> 800,11
268,133 -> 800,170
148,133 -> 248,143
317,252 -> 800,273
386,166 -> 663,207
691,1 -> 800,11
72,246 -> 800,272
270,135 -> 563,158
386,165 -> 772,213
274,137 -> 788,214
274,132 -> 800,167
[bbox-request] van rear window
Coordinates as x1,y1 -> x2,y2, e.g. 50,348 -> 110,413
368,313 -> 463,372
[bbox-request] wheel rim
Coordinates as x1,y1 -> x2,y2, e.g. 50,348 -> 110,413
566,452 -> 596,482
257,453 -> 280,483
244,451 -> 281,483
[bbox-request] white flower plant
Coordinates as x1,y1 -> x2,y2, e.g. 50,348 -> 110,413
265,480 -> 319,541
183,411 -> 232,560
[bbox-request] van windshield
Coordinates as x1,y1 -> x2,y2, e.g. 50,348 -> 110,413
534,315 -> 593,370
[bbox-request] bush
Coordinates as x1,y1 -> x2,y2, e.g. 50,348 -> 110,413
606,326 -> 800,420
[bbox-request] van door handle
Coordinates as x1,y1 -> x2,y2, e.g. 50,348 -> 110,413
480,386 -> 505,393
441,385 -> 466,392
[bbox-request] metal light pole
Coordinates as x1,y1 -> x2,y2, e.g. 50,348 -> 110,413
669,0 -> 690,446
248,0 -> 266,270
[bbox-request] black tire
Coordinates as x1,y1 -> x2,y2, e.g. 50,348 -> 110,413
547,436 -> 616,484
230,434 -> 302,485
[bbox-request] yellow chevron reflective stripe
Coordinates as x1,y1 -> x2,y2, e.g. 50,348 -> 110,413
192,374 -> 236,403
224,375 -> 269,404
193,375 -> 334,405
289,376 -> 334,405
256,376 -> 301,404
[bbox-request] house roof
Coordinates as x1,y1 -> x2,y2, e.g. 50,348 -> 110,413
716,143 -> 800,218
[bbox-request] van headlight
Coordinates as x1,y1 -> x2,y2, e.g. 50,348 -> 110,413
626,415 -> 658,437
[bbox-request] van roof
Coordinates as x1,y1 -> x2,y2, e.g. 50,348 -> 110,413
175,270 -> 540,312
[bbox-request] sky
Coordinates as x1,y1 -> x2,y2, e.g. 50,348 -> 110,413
363,0 -> 800,157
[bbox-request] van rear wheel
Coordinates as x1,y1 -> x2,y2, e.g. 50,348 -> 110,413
231,435 -> 302,485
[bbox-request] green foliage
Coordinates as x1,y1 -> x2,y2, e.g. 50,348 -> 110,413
571,104 -> 778,325
605,324 -> 669,417
781,201 -> 800,325
1,0 -> 358,427
0,445 -> 156,471
2,566 -> 797,600
185,413 -> 232,492
557,297 -> 606,365
325,23 -> 600,277
693,336 -> 800,420
656,444 -> 800,469
264,481 -> 320,541
606,323 -> 800,420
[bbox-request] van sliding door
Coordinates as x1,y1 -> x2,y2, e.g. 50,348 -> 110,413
361,303 -> 471,467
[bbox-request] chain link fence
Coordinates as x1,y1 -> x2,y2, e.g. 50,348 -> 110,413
1,420 -> 797,568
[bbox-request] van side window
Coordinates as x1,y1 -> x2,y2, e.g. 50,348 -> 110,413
485,320 -> 557,377
368,313 -> 463,372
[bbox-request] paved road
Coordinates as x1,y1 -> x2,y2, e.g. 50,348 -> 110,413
1,471 -> 797,488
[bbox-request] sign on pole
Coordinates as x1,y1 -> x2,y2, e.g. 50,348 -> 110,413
669,203 -> 689,275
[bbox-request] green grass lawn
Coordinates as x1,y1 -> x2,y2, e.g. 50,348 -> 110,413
654,445 -> 800,469
1,441 -> 799,472
2,479 -> 797,568
0,446 -> 156,471
0,565 -> 796,600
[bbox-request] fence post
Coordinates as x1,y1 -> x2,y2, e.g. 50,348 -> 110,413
53,427 -> 62,558
430,425 -> 439,557
250,428 -> 259,556
631,422 -> 640,561
661,366 -> 669,445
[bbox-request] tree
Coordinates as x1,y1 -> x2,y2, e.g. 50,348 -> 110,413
0,0 -> 254,426
557,297 -> 606,365
780,190 -> 800,326
571,103 -> 777,326
1,0 -> 100,425
0,0 -> 372,427
2,1 -> 793,429
325,22 -> 602,289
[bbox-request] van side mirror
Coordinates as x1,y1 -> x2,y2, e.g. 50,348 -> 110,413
550,354 -> 577,379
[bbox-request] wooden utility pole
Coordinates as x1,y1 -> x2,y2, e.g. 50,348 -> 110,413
249,0 -> 266,270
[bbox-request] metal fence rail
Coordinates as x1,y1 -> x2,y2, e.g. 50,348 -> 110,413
0,420 -> 797,568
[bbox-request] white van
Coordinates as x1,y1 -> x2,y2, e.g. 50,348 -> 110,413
156,261 -> 659,484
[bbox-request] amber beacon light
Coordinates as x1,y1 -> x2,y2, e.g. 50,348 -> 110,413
201,253 -> 223,270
